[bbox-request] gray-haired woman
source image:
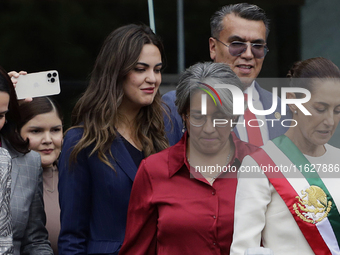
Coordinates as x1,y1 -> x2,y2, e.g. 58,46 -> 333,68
120,62 -> 258,255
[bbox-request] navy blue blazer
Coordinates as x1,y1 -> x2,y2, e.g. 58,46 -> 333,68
162,81 -> 293,146
58,128 -> 138,255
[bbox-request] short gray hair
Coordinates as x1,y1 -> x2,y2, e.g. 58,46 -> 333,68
210,3 -> 270,39
175,62 -> 245,119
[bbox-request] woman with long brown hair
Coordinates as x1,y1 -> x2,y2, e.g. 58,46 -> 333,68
58,24 -> 168,254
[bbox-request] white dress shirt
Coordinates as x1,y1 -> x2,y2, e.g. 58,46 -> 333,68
234,81 -> 270,145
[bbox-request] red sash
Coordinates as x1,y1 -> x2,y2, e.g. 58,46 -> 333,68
244,94 -> 263,146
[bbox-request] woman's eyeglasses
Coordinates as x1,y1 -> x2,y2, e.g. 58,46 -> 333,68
186,113 -> 230,128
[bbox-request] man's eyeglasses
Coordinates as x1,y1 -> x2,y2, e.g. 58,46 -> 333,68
213,37 -> 269,59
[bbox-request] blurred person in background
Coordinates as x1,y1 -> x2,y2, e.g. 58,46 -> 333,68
163,3 -> 291,146
18,97 -> 63,254
0,148 -> 14,254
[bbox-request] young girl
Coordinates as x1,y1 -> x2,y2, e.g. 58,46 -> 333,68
18,97 -> 63,254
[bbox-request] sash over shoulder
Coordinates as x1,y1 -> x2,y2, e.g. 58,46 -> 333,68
250,135 -> 340,255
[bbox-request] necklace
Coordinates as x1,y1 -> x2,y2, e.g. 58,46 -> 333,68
44,167 -> 57,193
207,151 -> 231,184
187,149 -> 232,185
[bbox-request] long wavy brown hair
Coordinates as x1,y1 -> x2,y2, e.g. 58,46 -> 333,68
69,24 -> 169,170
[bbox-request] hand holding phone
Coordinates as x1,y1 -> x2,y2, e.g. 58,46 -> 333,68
14,70 -> 61,100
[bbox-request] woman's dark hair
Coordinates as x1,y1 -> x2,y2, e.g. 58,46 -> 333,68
0,66 -> 29,153
18,97 -> 63,132
69,23 -> 169,170
287,57 -> 340,97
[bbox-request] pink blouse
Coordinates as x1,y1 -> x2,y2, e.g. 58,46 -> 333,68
43,165 -> 60,254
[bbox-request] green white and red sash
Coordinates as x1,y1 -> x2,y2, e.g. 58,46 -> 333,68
250,135 -> 340,255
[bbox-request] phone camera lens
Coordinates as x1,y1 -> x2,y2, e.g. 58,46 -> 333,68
52,72 -> 57,77
47,73 -> 52,78
51,78 -> 55,83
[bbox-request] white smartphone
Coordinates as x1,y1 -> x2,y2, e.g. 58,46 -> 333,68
15,70 -> 61,99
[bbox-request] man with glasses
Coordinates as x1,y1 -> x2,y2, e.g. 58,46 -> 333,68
163,3 -> 292,146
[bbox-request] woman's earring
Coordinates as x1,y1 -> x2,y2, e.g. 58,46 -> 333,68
182,120 -> 186,133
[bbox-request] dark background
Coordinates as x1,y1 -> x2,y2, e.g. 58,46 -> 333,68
0,0 -> 304,127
